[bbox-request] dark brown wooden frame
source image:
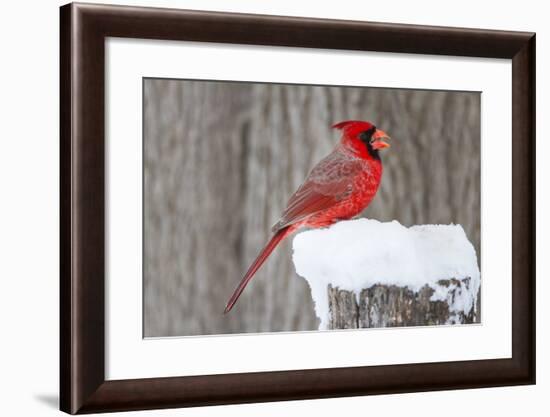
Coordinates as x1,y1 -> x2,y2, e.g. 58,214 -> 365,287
60,2 -> 536,414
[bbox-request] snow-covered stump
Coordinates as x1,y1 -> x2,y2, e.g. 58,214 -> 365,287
292,219 -> 480,330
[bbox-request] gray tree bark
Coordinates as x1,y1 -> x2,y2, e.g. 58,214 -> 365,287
327,279 -> 478,329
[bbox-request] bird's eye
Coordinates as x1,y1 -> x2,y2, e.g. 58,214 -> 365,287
359,126 -> 377,146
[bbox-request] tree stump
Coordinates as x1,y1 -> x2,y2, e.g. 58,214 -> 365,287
327,278 -> 479,329
293,219 -> 481,330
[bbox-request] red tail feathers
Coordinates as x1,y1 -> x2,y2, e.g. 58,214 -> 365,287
224,227 -> 293,314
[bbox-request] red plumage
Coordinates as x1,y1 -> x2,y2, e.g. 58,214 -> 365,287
224,120 -> 390,313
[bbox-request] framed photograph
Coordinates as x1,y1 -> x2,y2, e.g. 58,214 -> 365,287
60,2 -> 535,414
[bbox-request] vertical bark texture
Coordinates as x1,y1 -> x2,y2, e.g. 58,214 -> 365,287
143,79 -> 481,336
328,280 -> 478,329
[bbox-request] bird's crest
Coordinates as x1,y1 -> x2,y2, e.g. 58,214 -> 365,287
332,120 -> 375,132
332,120 -> 357,130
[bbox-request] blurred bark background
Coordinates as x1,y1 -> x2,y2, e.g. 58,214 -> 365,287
143,78 -> 480,337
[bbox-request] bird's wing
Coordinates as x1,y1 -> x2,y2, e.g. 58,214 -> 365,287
272,151 -> 367,232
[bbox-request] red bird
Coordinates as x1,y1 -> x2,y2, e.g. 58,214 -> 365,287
224,120 -> 390,313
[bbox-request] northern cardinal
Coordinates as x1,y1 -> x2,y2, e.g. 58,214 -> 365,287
224,120 -> 390,313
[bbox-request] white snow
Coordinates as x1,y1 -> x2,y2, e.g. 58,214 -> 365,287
292,219 -> 480,330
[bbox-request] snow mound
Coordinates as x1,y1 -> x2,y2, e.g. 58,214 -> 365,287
292,219 -> 480,330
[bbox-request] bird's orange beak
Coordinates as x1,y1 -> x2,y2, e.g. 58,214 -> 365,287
371,129 -> 391,150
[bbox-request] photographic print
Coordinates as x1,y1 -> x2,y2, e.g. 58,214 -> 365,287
143,79 -> 481,337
